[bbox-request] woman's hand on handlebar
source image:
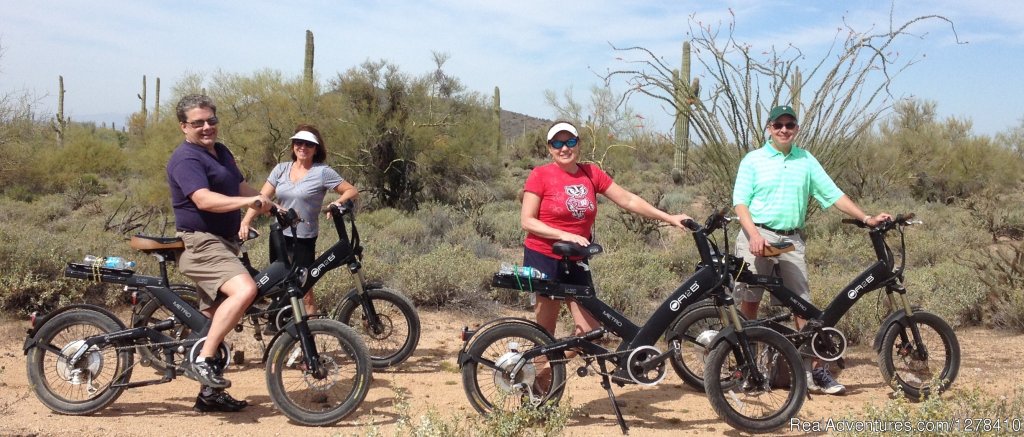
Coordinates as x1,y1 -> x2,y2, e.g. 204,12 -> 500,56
238,223 -> 253,241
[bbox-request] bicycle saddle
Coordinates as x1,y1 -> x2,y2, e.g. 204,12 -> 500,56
551,242 -> 603,258
130,235 -> 185,253
762,242 -> 795,257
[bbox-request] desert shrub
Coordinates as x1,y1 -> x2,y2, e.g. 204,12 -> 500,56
969,243 -> 1024,331
842,388 -> 1024,436
473,201 -> 526,248
391,243 -> 493,307
590,242 -> 678,321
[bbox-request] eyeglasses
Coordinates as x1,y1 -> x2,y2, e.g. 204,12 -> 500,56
184,116 -> 219,128
770,121 -> 798,130
548,137 -> 579,149
292,140 -> 317,148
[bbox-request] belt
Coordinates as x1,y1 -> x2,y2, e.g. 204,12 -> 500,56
755,223 -> 799,236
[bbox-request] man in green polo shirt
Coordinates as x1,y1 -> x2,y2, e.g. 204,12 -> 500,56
733,104 -> 891,395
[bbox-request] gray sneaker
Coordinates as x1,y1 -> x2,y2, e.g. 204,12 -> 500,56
193,360 -> 231,389
806,370 -> 824,394
812,367 -> 846,395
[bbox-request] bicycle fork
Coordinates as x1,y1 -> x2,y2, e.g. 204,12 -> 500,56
350,267 -> 385,335
886,283 -> 929,361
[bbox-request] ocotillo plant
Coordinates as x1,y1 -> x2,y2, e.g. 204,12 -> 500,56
493,86 -> 501,154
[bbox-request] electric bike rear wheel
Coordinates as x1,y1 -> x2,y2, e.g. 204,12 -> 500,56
26,309 -> 134,415
333,287 -> 420,369
265,319 -> 372,426
666,304 -> 732,391
460,322 -> 566,415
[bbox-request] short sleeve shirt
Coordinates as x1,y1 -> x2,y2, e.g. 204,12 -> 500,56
523,163 -> 613,259
267,162 -> 344,238
166,141 -> 244,239
732,141 -> 844,230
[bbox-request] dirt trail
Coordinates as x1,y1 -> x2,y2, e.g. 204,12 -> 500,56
1,308 -> 1021,436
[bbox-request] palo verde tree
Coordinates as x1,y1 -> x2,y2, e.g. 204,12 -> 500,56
606,8 -> 961,206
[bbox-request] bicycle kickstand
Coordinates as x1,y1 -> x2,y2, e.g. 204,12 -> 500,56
597,358 -> 629,435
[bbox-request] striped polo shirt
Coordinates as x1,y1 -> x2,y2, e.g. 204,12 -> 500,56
732,141 -> 844,230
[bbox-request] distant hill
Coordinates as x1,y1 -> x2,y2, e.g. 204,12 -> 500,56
499,109 -> 551,141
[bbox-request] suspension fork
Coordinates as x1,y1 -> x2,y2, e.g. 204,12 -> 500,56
350,267 -> 384,334
290,292 -> 326,378
886,282 -> 929,359
720,303 -> 762,376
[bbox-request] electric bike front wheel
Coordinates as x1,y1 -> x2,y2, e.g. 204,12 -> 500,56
26,309 -> 134,415
264,319 -> 372,426
460,322 -> 566,415
878,311 -> 960,399
333,287 -> 420,369
704,326 -> 806,434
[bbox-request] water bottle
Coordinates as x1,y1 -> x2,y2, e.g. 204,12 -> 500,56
83,255 -> 135,270
103,256 -> 136,270
83,255 -> 103,265
499,262 -> 548,280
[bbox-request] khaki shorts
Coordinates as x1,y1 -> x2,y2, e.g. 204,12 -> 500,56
176,231 -> 249,311
733,228 -> 812,304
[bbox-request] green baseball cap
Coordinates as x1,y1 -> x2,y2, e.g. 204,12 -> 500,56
768,105 -> 797,122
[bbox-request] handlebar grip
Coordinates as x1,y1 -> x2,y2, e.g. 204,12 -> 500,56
682,219 -> 701,232
896,212 -> 916,223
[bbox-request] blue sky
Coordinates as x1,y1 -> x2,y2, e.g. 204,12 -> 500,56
2,0 -> 1022,137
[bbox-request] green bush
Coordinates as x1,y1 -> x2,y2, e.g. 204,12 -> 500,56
391,243 -> 493,307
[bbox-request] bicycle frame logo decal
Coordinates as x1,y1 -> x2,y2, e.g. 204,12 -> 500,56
847,275 -> 875,299
311,253 -> 336,278
173,300 -> 192,318
670,282 -> 701,312
256,274 -> 270,286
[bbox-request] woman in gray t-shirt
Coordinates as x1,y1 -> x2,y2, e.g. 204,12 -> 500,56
239,124 -> 358,315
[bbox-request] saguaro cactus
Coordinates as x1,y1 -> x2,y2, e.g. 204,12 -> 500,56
138,75 -> 148,120
53,75 -> 68,146
154,77 -> 161,123
493,86 -> 501,153
304,30 -> 315,86
791,67 -> 802,119
672,41 -> 695,184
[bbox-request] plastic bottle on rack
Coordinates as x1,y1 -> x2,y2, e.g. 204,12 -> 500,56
499,262 -> 548,280
103,256 -> 136,270
83,255 -> 136,270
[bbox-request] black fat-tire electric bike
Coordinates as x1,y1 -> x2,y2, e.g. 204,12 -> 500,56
666,214 -> 960,400
132,201 -> 419,370
24,206 -> 372,426
457,211 -> 807,434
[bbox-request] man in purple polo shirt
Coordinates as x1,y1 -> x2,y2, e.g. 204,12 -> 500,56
166,94 -> 271,412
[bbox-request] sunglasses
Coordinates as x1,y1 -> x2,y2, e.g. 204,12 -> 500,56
184,116 -> 219,128
548,137 -> 579,149
770,121 -> 798,130
292,140 -> 317,148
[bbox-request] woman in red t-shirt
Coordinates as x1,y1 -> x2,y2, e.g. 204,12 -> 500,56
521,121 -> 692,337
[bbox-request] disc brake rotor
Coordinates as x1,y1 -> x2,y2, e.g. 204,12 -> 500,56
57,340 -> 103,384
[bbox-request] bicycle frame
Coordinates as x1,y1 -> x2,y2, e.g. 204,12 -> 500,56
743,217 -> 911,331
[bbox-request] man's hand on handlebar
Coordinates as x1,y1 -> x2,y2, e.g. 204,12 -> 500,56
666,213 -> 693,230
251,195 -> 273,214
862,213 -> 893,228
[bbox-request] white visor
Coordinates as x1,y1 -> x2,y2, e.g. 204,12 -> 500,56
546,122 -> 579,141
289,130 -> 319,145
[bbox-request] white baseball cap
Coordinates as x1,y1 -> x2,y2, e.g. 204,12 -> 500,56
546,122 -> 579,141
289,130 -> 320,145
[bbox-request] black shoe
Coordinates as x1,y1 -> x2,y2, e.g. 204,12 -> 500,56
193,390 -> 247,413
193,360 -> 231,389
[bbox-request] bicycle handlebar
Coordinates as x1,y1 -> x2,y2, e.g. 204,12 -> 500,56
322,199 -> 356,215
841,213 -> 917,230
